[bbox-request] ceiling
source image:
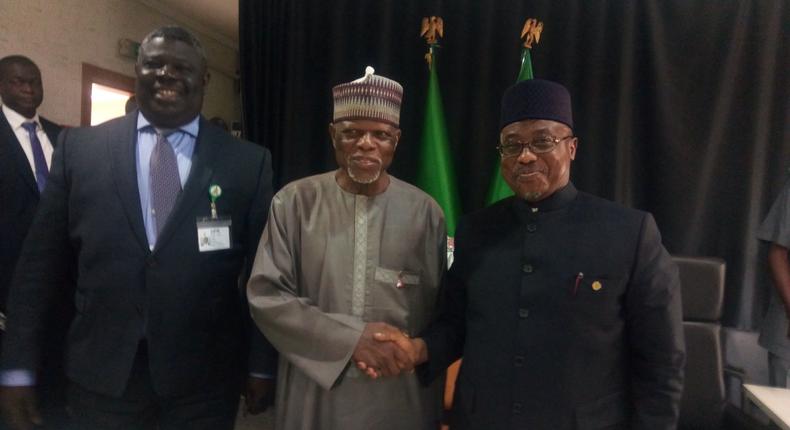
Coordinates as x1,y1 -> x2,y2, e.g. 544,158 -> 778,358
138,0 -> 239,47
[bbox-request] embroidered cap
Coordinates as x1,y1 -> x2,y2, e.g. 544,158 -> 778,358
332,66 -> 403,127
500,79 -> 573,130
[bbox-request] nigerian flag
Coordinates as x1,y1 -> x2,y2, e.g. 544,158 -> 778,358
484,47 -> 535,205
415,45 -> 460,235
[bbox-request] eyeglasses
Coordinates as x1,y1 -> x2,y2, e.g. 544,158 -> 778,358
497,135 -> 574,158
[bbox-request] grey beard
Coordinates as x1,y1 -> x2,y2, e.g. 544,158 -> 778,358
348,167 -> 381,185
523,191 -> 543,202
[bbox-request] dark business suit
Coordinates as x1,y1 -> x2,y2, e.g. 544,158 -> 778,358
421,183 -> 685,430
1,112 -> 275,423
0,110 -> 61,314
0,110 -> 71,427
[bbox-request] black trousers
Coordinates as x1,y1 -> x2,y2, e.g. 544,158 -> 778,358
67,343 -> 239,430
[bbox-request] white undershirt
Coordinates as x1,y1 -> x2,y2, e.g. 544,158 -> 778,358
2,104 -> 54,175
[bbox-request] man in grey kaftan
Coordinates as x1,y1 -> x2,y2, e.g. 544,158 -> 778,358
247,68 -> 445,429
757,175 -> 790,388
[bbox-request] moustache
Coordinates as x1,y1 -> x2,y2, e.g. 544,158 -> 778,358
513,164 -> 546,176
349,155 -> 382,165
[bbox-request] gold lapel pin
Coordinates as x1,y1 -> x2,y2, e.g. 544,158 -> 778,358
592,281 -> 602,291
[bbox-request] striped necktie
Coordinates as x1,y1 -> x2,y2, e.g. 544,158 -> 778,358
21,122 -> 48,192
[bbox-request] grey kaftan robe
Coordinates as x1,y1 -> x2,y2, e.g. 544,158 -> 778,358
247,172 -> 446,429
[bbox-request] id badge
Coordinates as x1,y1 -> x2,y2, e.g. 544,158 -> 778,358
196,217 -> 232,252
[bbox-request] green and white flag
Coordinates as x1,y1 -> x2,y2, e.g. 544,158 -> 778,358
416,42 -> 460,236
485,19 -> 542,205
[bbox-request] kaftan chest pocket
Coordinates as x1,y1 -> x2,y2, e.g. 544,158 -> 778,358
368,267 -> 421,333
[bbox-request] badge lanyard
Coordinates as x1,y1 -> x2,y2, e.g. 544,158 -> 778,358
196,184 -> 232,252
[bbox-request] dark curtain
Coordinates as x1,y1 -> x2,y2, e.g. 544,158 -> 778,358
239,0 -> 790,328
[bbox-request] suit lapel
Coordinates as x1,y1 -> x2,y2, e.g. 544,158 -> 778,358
109,112 -> 150,252
153,117 -> 216,252
0,112 -> 39,195
40,117 -> 62,147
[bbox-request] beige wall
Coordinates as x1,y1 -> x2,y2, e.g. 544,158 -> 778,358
0,0 -> 240,127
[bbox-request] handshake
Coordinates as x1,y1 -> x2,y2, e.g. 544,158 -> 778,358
351,322 -> 429,379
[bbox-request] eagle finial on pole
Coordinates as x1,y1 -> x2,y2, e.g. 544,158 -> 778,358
421,16 -> 444,70
521,18 -> 543,49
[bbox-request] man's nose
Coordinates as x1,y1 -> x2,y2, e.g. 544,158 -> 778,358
516,146 -> 538,163
156,65 -> 175,78
356,132 -> 375,149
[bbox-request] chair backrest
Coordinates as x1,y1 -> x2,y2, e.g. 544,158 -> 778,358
674,255 -> 727,430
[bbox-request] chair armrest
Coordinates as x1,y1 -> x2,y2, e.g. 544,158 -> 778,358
724,365 -> 749,407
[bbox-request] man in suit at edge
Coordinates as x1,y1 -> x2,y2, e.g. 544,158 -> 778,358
0,55 -> 71,428
371,79 -> 685,429
0,26 -> 276,429
0,55 -> 62,326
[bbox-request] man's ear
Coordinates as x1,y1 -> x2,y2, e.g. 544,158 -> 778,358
568,137 -> 578,161
328,123 -> 336,148
393,128 -> 402,149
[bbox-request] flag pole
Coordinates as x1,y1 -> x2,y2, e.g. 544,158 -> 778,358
484,18 -> 544,205
416,16 -> 460,238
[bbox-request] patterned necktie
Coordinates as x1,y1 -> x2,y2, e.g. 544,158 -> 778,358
21,122 -> 49,192
149,132 -> 181,235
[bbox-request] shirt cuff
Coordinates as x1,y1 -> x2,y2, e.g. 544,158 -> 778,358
0,370 -> 36,386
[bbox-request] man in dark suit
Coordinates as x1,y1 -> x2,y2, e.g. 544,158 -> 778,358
0,55 -> 62,329
374,79 -> 685,429
0,26 -> 276,429
0,55 -> 71,429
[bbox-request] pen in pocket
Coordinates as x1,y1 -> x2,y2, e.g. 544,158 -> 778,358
573,272 -> 584,296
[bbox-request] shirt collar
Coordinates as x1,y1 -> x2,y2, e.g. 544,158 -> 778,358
2,104 -> 41,130
136,112 -> 200,138
513,182 -> 578,215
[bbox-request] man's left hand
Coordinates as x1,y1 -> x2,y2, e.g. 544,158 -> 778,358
244,376 -> 275,415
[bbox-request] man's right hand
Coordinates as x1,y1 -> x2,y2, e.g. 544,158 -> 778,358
0,386 -> 41,430
357,331 -> 428,378
373,331 -> 428,366
352,323 -> 414,378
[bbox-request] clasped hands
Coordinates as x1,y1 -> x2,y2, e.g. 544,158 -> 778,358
352,322 -> 428,379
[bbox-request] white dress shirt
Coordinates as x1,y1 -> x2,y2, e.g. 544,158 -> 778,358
2,104 -> 54,175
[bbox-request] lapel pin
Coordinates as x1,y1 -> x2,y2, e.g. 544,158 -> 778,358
592,280 -> 602,291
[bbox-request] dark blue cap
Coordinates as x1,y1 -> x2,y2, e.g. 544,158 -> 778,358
500,79 -> 573,130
